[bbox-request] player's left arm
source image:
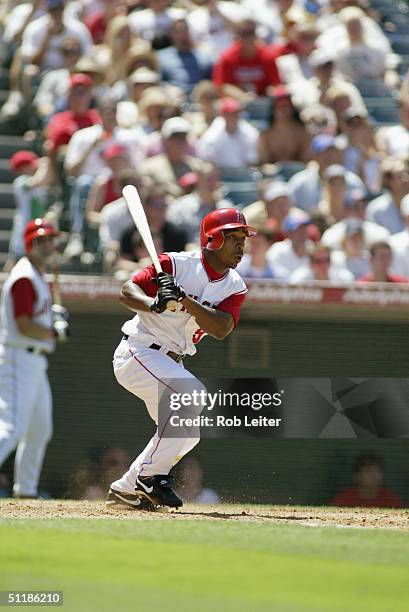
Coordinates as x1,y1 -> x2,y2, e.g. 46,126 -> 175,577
181,296 -> 234,340
181,291 -> 246,340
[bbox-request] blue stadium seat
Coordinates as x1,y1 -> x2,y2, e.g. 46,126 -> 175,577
365,98 -> 400,125
218,166 -> 262,183
355,80 -> 393,98
390,36 -> 409,56
222,182 -> 259,208
244,98 -> 272,127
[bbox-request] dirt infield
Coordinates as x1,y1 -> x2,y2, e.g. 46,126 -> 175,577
0,499 -> 408,528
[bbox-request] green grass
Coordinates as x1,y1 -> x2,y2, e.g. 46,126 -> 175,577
1,515 -> 409,612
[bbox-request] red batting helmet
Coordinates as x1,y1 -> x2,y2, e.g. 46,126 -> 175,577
200,208 -> 257,251
24,218 -> 59,253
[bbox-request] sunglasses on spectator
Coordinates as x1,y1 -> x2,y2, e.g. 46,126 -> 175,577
312,256 -> 330,264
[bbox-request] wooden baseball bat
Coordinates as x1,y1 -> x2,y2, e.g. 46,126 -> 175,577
122,185 -> 178,311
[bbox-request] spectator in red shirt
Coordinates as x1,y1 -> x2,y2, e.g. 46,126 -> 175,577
213,18 -> 281,95
46,73 -> 100,153
331,453 -> 404,508
358,241 -> 408,283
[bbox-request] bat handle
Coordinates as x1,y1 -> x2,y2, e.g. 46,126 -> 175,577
166,299 -> 178,312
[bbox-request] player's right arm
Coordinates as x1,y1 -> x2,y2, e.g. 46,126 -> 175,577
119,280 -> 154,313
119,254 -> 173,313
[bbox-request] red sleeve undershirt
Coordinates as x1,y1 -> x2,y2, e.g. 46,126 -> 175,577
132,254 -> 173,297
11,277 -> 36,318
132,254 -> 247,327
217,291 -> 247,328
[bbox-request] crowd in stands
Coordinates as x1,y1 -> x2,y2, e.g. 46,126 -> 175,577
1,0 -> 409,283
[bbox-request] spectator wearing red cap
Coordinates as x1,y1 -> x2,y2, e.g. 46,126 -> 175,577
85,145 -> 132,229
358,242 -> 408,284
166,163 -> 232,244
258,87 -> 311,164
197,97 -> 259,167
6,151 -> 56,269
46,73 -> 100,153
9,152 -> 39,176
213,18 -> 281,95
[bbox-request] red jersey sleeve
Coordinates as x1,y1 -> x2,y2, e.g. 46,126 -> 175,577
11,277 -> 36,318
131,254 -> 173,297
216,290 -> 247,328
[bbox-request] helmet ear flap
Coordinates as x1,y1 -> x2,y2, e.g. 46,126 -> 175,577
207,230 -> 224,251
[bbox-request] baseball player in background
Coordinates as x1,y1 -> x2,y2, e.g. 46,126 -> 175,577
107,208 -> 256,510
0,218 -> 70,498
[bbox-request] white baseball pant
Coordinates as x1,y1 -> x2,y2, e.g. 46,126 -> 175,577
111,337 -> 204,493
0,345 -> 53,497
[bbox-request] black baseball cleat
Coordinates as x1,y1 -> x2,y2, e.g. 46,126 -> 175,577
135,475 -> 183,508
106,488 -> 157,511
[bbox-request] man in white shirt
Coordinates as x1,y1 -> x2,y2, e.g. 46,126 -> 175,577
128,0 -> 185,46
197,97 -> 259,167
288,133 -> 364,212
376,95 -> 409,158
21,0 -> 92,72
187,0 -> 243,59
366,158 -> 409,235
266,210 -> 312,280
390,194 -> 409,278
64,97 -> 146,180
290,242 -> 354,283
321,188 -> 390,250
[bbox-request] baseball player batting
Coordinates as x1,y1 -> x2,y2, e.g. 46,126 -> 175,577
0,218 -> 70,498
107,208 -> 256,510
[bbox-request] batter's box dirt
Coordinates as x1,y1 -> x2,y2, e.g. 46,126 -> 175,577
0,499 -> 408,529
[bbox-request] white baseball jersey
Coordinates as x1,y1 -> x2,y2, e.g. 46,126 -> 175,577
0,257 -> 55,353
122,250 -> 248,356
